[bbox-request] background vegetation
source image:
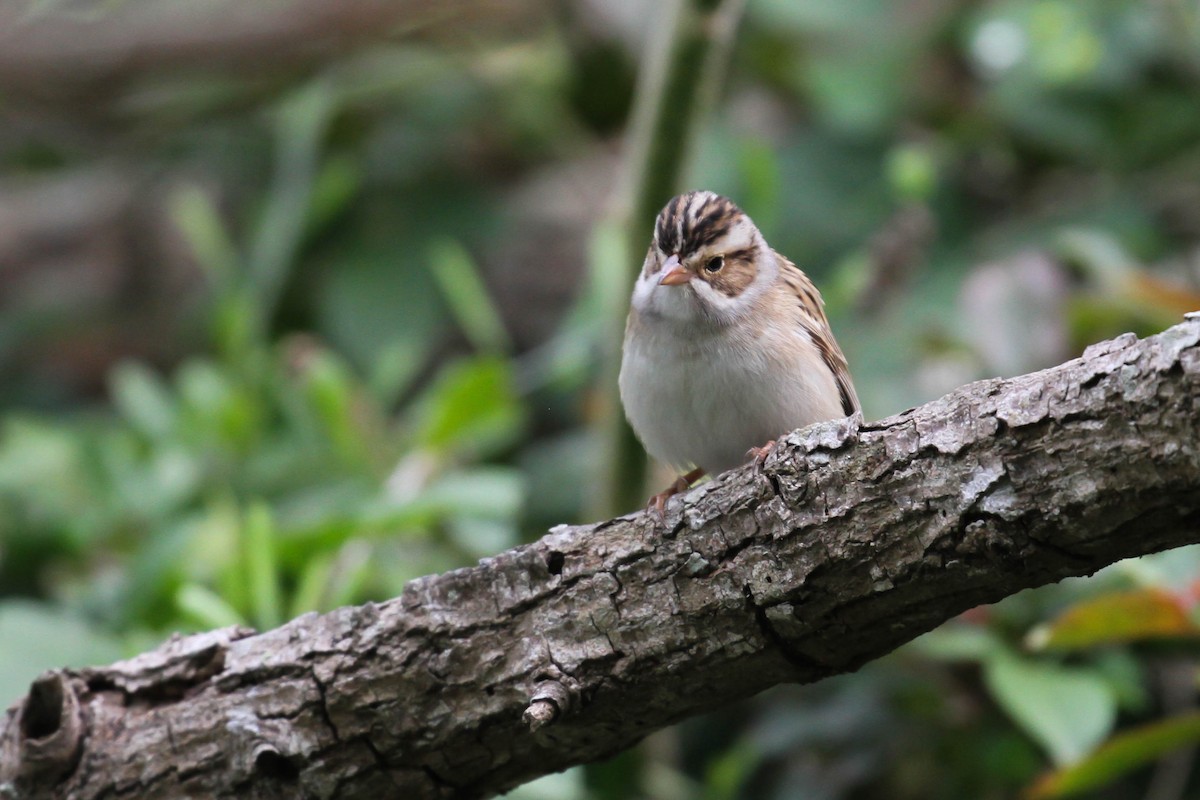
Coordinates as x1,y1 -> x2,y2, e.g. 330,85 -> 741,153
2,0 -> 1200,797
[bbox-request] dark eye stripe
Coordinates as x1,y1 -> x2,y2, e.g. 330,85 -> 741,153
724,246 -> 758,262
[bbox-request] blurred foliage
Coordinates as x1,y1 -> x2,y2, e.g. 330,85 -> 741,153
1,0 -> 1200,797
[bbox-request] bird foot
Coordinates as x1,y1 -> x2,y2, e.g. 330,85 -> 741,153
647,467 -> 706,516
746,440 -> 777,470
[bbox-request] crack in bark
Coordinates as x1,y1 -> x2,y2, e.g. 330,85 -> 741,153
358,736 -> 401,790
421,764 -> 456,793
84,642 -> 229,704
741,584 -> 825,676
308,667 -> 341,743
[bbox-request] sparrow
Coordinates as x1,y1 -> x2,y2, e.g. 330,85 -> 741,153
619,190 -> 859,512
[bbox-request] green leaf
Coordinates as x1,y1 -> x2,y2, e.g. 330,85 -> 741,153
1090,650 -> 1149,714
189,498 -> 246,613
910,622 -> 1006,662
447,518 -> 516,558
324,541 -> 376,610
109,361 -> 178,440
272,487 -> 437,554
411,356 -> 524,456
427,238 -> 513,356
421,467 -> 525,519
1028,712 -> 1200,799
0,418 -> 89,535
316,243 -> 446,372
306,154 -> 363,237
210,290 -> 265,362
1027,588 -> 1200,652
249,79 -> 335,320
983,651 -> 1116,766
301,349 -> 369,467
368,339 -> 428,408
504,766 -> 588,800
885,142 -> 938,202
1025,2 -> 1102,85
176,359 -> 262,451
243,503 -> 283,629
703,741 -> 760,800
175,583 -> 247,631
289,553 -> 335,617
169,184 -> 239,290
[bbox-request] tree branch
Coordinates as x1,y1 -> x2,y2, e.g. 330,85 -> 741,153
0,0 -> 534,107
4,318 -> 1200,799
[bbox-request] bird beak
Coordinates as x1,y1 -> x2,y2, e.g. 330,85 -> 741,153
658,254 -> 690,286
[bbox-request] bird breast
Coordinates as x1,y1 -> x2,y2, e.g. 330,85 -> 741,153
619,312 -> 845,475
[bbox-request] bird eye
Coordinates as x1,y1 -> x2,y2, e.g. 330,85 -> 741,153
704,255 -> 724,273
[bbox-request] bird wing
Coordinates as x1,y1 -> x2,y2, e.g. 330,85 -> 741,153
776,253 -> 861,417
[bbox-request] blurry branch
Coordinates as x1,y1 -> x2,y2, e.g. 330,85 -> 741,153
0,168 -> 201,390
4,318 -> 1200,800
0,0 -> 535,105
854,203 -> 936,314
599,0 -> 748,518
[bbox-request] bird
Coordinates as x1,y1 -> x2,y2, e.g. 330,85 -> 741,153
619,190 -> 859,513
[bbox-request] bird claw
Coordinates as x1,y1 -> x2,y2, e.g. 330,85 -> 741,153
646,467 -> 706,517
647,478 -> 687,517
747,440 -> 777,470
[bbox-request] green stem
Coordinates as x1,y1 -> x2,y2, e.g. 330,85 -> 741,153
595,0 -> 748,518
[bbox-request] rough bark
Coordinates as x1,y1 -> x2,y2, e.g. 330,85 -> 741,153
3,318 -> 1200,799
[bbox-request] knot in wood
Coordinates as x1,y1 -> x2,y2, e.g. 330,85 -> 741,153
522,680 -> 575,731
13,671 -> 84,785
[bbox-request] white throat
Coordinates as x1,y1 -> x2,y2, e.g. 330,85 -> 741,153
631,240 -> 778,329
